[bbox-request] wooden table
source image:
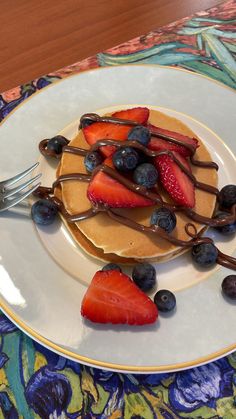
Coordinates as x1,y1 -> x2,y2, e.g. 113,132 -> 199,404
0,0 -> 222,92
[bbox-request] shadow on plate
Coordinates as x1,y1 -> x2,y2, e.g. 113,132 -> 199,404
82,318 -> 160,333
0,202 -> 31,220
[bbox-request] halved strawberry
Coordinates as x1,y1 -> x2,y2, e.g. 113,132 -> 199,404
154,152 -> 195,208
83,122 -> 131,157
148,123 -> 198,157
87,158 -> 153,207
103,156 -> 113,168
81,270 -> 158,325
83,107 -> 149,157
112,107 -> 149,125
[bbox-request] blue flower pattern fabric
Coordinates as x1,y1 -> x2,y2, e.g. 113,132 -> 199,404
25,368 -> 72,418
0,312 -> 236,417
0,1 -> 236,417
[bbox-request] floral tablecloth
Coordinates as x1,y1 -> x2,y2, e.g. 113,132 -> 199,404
0,1 -> 236,417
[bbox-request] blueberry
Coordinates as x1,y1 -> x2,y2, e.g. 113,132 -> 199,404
154,290 -> 176,312
31,199 -> 58,225
191,243 -> 218,267
151,207 -> 177,233
128,125 -> 151,146
47,135 -> 68,155
214,212 -> 236,235
133,163 -> 158,188
84,151 -> 103,173
222,275 -> 236,299
137,151 -> 149,165
112,147 -> 139,172
80,117 -> 95,128
102,263 -> 122,272
132,263 -> 156,292
219,184 -> 236,209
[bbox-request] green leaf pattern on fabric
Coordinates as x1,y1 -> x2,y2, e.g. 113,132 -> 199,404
97,4 -> 236,90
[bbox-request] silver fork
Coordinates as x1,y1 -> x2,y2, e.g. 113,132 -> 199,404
0,163 -> 41,212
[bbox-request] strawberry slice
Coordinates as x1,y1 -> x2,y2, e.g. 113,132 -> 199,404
148,123 -> 198,157
87,158 -> 153,207
103,156 -> 114,168
154,152 -> 195,208
81,270 -> 158,325
112,107 -> 149,125
83,107 -> 149,157
83,122 -> 130,157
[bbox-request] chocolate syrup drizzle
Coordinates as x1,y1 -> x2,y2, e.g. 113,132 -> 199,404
37,112 -> 236,270
78,113 -> 219,170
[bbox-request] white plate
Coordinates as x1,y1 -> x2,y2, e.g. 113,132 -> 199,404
0,65 -> 236,373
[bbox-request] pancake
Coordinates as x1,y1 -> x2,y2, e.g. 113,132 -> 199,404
54,166 -> 136,264
57,108 -> 218,261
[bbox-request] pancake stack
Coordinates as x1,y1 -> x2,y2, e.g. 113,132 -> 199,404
55,108 -> 218,263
